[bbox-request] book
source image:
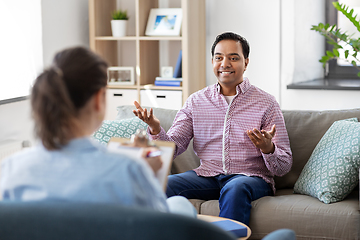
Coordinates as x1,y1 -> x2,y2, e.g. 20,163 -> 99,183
211,220 -> 247,238
173,49 -> 182,78
154,80 -> 182,87
107,137 -> 175,191
155,77 -> 183,81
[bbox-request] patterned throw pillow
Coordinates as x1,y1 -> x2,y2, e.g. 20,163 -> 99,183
92,117 -> 148,145
294,118 -> 360,204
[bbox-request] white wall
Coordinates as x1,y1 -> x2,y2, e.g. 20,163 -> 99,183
41,0 -> 89,66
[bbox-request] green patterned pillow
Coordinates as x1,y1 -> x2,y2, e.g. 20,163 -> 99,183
294,118 -> 360,203
92,117 -> 148,145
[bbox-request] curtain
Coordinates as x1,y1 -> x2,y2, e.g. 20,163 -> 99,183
0,0 -> 43,102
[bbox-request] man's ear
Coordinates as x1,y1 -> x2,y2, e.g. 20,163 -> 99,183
244,58 -> 249,71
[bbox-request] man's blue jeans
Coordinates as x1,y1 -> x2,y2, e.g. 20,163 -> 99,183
166,170 -> 273,225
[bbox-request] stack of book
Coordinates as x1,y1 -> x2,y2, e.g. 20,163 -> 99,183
155,50 -> 182,87
154,77 -> 182,86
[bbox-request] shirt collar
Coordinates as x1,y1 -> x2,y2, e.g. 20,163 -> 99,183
215,77 -> 252,95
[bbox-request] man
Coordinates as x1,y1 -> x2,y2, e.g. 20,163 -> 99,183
133,32 -> 292,225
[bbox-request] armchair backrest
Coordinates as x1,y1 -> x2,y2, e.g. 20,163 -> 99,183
0,201 -> 236,240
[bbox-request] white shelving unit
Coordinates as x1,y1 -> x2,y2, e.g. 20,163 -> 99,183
89,0 -> 206,119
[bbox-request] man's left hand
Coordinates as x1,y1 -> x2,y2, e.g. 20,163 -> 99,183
246,124 -> 276,154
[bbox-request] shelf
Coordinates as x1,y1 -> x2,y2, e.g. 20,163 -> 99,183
138,36 -> 182,41
95,36 -> 137,41
287,78 -> 360,90
141,84 -> 182,91
107,85 -> 138,89
95,36 -> 182,41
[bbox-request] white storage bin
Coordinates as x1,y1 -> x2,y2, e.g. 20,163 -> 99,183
140,90 -> 182,110
106,89 -> 138,120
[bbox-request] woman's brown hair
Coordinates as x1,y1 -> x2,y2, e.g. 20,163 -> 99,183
31,46 -> 108,150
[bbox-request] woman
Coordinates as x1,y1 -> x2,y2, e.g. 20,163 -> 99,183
0,47 -> 194,216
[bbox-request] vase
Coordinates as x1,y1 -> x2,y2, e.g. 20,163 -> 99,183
111,20 -> 127,37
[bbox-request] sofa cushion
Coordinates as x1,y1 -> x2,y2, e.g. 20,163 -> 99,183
276,108 -> 360,189
249,189 -> 359,240
190,190 -> 359,240
92,117 -> 148,145
293,118 -> 360,203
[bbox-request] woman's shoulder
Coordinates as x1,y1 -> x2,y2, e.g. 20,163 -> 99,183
2,145 -> 41,165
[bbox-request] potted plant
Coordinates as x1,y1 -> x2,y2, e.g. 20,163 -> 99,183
311,2 -> 360,77
111,9 -> 129,37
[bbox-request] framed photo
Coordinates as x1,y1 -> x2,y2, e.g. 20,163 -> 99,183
145,8 -> 182,36
107,67 -> 135,85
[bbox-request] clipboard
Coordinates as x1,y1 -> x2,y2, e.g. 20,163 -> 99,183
107,137 -> 175,191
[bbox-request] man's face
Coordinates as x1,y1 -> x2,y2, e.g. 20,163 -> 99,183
212,39 -> 249,88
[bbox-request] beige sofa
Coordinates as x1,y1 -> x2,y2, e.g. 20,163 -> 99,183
116,106 -> 360,240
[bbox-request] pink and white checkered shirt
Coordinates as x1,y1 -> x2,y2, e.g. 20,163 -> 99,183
149,78 -> 292,192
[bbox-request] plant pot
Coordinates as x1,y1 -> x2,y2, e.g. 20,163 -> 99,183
111,20 -> 127,37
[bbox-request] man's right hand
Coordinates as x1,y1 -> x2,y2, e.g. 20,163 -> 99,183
133,101 -> 161,135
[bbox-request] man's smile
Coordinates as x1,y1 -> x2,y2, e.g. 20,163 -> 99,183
219,70 -> 235,76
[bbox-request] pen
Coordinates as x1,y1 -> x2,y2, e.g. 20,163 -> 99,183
146,150 -> 162,157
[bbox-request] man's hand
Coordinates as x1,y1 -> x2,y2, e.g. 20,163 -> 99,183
141,147 -> 163,173
133,101 -> 161,135
246,124 -> 276,154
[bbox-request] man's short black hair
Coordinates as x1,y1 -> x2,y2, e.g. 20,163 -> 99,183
211,32 -> 250,59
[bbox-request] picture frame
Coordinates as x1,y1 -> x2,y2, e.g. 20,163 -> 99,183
107,67 -> 135,85
145,8 -> 182,36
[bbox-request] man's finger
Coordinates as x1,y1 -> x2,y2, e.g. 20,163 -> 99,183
134,101 -> 144,111
247,130 -> 260,142
252,128 -> 264,140
270,124 -> 276,135
143,108 -> 148,119
261,130 -> 272,139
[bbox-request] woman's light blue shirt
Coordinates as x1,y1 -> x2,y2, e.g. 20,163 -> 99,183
0,137 -> 168,212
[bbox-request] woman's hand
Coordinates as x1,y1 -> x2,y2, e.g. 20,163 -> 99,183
133,101 -> 161,135
141,147 -> 163,173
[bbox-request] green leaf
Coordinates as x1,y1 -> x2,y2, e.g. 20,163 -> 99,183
319,56 -> 330,68
351,60 -> 357,66
111,9 -> 129,20
330,24 -> 336,32
327,40 -> 343,49
345,50 -> 349,58
333,48 -> 339,57
326,51 -> 335,57
357,72 -> 360,78
333,2 -> 360,32
319,23 -> 324,29
325,23 -> 330,30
